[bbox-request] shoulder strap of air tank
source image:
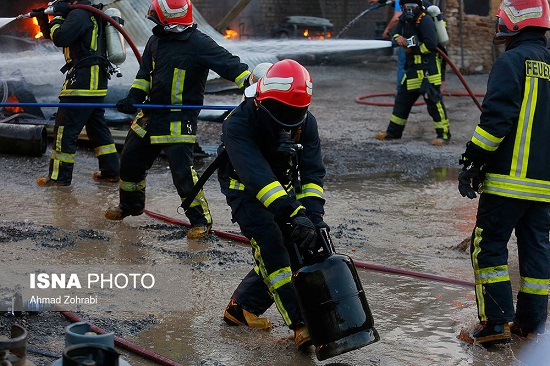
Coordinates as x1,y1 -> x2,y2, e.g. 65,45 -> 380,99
416,12 -> 426,25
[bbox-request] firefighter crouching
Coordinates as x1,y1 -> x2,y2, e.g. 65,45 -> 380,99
376,0 -> 450,145
105,0 -> 250,239
218,59 -> 329,349
35,0 -> 119,186
458,0 -> 550,346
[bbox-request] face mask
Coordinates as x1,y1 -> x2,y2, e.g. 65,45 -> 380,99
403,3 -> 420,22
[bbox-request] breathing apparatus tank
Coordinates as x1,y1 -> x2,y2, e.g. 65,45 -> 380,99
103,7 -> 126,75
292,229 -> 380,361
427,5 -> 449,47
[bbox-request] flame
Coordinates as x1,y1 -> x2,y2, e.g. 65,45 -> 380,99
6,94 -> 24,114
224,29 -> 238,39
32,17 -> 43,39
302,29 -> 331,40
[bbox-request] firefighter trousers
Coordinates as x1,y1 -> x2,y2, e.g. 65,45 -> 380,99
49,96 -> 119,183
227,195 -> 304,329
386,82 -> 450,139
471,193 -> 550,333
118,131 -> 212,227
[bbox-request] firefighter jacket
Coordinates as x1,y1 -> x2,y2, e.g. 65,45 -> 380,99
392,12 -> 443,90
218,99 -> 326,222
127,24 -> 250,145
465,30 -> 550,203
49,1 -> 109,98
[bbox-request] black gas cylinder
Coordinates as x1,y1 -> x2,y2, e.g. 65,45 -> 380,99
292,229 -> 380,361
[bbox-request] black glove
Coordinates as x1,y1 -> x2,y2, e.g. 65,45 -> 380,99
291,215 -> 318,255
458,155 -> 485,199
52,2 -> 71,16
33,8 -> 51,39
309,213 -> 330,232
116,96 -> 138,114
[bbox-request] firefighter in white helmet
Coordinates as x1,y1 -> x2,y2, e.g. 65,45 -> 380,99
459,0 -> 550,346
105,0 -> 250,240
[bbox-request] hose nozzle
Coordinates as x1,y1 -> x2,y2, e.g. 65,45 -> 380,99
16,7 -> 54,19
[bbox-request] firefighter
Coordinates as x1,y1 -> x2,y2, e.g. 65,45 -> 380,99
104,0 -> 250,240
375,0 -> 450,145
35,0 -> 119,186
458,0 -> 550,346
218,59 -> 328,349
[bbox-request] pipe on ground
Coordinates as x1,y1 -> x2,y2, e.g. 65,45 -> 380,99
0,122 -> 47,156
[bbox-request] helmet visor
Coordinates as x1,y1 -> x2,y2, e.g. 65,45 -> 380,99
258,99 -> 308,128
147,5 -> 162,25
493,17 -> 518,45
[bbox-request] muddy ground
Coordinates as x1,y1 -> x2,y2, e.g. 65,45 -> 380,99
2,55 -> 545,366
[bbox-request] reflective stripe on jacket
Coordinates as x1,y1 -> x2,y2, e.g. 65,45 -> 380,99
50,5 -> 108,98
467,31 -> 550,202
127,24 -> 250,143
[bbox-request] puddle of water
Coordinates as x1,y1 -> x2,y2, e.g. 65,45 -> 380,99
1,152 -> 548,366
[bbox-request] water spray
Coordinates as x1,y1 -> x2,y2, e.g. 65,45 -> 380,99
336,0 -> 393,38
0,17 -> 17,29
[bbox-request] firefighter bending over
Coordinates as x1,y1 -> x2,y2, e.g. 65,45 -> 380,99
375,0 -> 450,145
36,0 -> 119,186
104,0 -> 250,239
218,60 -> 329,349
458,0 -> 550,346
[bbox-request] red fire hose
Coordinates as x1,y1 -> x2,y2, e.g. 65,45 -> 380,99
143,209 -> 476,288
356,48 -> 484,112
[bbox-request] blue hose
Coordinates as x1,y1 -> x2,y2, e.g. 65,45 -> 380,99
0,102 -> 237,110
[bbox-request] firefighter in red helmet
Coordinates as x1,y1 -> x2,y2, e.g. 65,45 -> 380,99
459,0 -> 550,346
217,59 -> 328,350
105,0 -> 251,240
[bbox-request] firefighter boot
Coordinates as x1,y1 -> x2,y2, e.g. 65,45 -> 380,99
294,324 -> 312,350
472,322 -> 511,346
187,225 -> 212,239
432,129 -> 451,146
37,177 -> 71,187
92,171 -> 120,183
375,132 -> 400,141
104,205 -> 142,221
510,322 -> 538,340
223,299 -> 273,331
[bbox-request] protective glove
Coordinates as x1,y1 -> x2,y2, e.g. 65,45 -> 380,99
458,155 -> 485,199
33,8 -> 51,38
291,215 -> 318,255
52,2 -> 71,16
309,213 -> 330,232
116,96 -> 138,114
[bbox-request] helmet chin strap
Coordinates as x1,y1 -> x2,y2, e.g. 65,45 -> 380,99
256,99 -> 307,128
163,24 -> 193,33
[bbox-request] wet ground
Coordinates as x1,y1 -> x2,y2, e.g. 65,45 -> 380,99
1,59 -> 549,366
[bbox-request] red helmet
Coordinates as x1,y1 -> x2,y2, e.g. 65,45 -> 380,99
256,59 -> 312,128
494,0 -> 550,44
147,0 -> 193,26
256,59 -> 312,108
